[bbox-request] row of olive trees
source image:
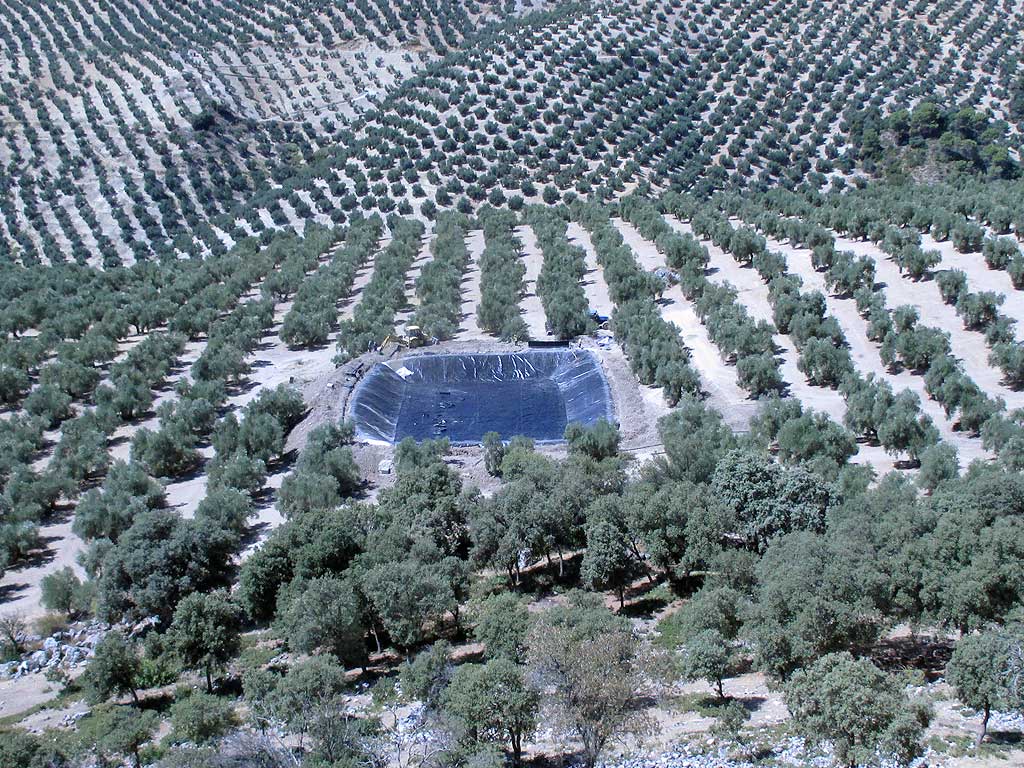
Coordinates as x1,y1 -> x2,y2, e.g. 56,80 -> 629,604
476,206 -> 528,340
686,197 -> 946,463
0,233 -> 303,572
411,211 -> 472,340
282,216 -> 383,349
749,190 -> 1012,453
525,205 -> 594,339
573,201 -> 701,405
335,216 -> 426,361
620,194 -> 784,398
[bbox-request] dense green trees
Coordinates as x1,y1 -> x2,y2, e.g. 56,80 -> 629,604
274,575 -> 368,667
278,421 -> 360,516
443,658 -> 539,766
168,591 -> 243,693
746,532 -> 881,679
473,592 -> 530,663
73,460 -> 166,543
947,626 -> 1024,745
40,566 -> 92,618
412,212 -> 471,339
527,205 -> 593,338
785,653 -> 931,767
81,631 -> 142,705
656,396 -> 736,483
95,509 -> 235,624
476,206 -> 528,340
527,594 -> 650,768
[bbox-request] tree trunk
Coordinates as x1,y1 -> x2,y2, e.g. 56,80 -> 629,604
716,678 -> 725,700
370,626 -> 382,654
977,704 -> 990,747
618,586 -> 625,610
130,687 -> 140,706
557,547 -> 564,577
206,664 -> 213,694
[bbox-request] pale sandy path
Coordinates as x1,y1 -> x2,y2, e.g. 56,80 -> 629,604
0,518 -> 83,623
566,221 -> 615,320
764,234 -> 990,466
833,234 -> 1024,410
1,338 -> 207,622
668,219 -> 897,472
613,218 -> 751,418
515,224 -> 553,340
921,232 -> 1024,344
339,236 -> 389,323
394,230 -> 434,334
455,229 -> 487,341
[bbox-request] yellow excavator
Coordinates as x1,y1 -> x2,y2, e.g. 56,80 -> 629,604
381,325 -> 427,349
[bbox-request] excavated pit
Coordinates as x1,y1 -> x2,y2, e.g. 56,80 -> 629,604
349,350 -> 614,444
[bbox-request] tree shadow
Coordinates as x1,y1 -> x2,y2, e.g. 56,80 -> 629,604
871,633 -> 953,681
514,552 -> 583,596
8,534 -> 63,570
224,378 -> 261,397
107,432 -> 133,450
0,581 -> 29,605
165,459 -> 210,488
988,731 -> 1023,746
619,577 -> 671,618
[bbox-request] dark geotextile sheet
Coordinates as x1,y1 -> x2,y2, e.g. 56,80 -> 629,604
350,350 -> 614,444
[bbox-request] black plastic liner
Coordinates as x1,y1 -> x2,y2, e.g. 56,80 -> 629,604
350,350 -> 614,444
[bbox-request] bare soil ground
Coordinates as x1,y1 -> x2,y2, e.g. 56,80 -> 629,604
454,230 -> 488,341
764,234 -> 990,466
613,218 -> 756,429
515,224 -> 554,341
566,221 -> 615,320
667,219 -> 898,473
922,232 -> 1024,344
1,338 -> 209,622
832,234 -> 1024,411
394,231 -> 435,335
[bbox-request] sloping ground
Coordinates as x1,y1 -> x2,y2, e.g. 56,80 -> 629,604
653,216 -> 900,471
516,225 -> 554,340
833,233 -> 1024,410
612,218 -> 752,419
236,0 -> 1023,241
0,0 -> 534,264
763,233 -> 990,465
565,221 -> 615,321
454,230 -> 489,341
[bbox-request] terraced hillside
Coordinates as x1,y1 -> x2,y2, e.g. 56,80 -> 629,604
0,0 -> 535,265
239,0 -> 1024,231
2,0 -> 1022,266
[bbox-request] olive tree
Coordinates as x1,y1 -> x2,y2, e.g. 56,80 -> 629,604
785,652 -> 931,768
